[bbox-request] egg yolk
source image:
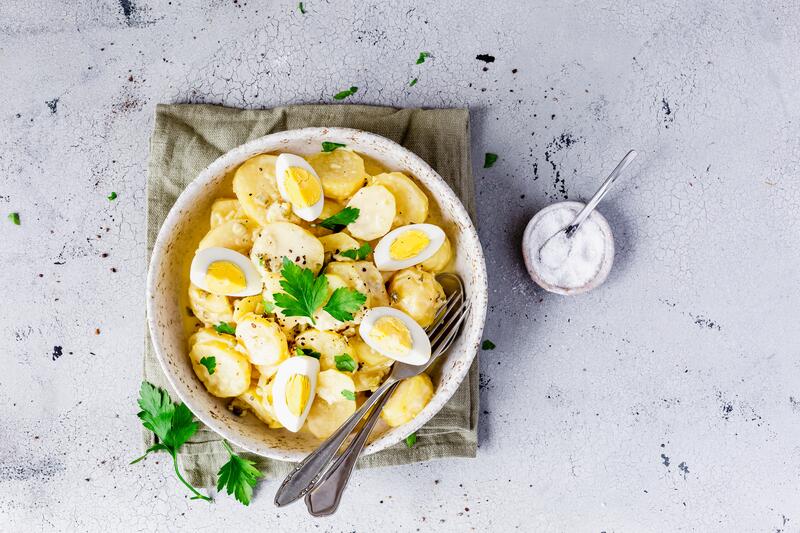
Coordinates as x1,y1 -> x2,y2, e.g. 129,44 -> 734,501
389,230 -> 430,261
369,316 -> 412,356
284,167 -> 322,207
205,261 -> 247,294
285,374 -> 311,416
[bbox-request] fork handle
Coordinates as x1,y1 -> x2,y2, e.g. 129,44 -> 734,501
304,381 -> 400,516
274,375 -> 398,507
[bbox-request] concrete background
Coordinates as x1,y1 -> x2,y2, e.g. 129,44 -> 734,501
2,1 -> 799,531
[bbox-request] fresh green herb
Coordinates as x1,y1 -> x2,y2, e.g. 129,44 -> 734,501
214,322 -> 236,335
130,382 -> 211,501
298,1 -> 306,14
405,432 -> 417,448
262,297 -> 274,314
107,191 -> 117,201
333,86 -> 358,100
8,212 -> 20,225
409,78 -> 418,87
199,356 -> 216,375
341,389 -> 356,401
321,141 -> 346,152
319,207 -> 360,231
481,339 -> 496,350
295,346 -> 321,359
483,153 -> 498,168
273,257 -> 329,324
416,51 -> 431,64
339,242 -> 372,260
323,287 -> 367,322
334,353 -> 357,372
217,439 -> 263,506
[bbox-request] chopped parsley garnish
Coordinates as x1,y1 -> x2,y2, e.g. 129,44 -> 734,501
273,258 -> 329,325
262,298 -> 274,314
416,51 -> 431,64
334,353 -> 357,372
214,322 -> 236,335
321,141 -> 346,152
107,191 -> 117,201
481,339 -> 496,350
341,389 -> 356,401
483,153 -> 498,168
217,439 -> 263,506
8,212 -> 20,225
295,346 -> 321,359
323,287 -> 367,321
199,356 -> 216,375
333,86 -> 358,100
409,78 -> 418,87
319,207 -> 359,231
339,242 -> 372,260
405,432 -> 417,448
298,1 -> 306,14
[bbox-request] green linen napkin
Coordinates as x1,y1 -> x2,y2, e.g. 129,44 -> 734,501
144,103 -> 479,486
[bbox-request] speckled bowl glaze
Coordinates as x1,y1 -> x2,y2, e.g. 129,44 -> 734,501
147,127 -> 488,461
522,200 -> 614,295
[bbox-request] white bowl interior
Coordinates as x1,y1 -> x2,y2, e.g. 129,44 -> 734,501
147,128 -> 487,461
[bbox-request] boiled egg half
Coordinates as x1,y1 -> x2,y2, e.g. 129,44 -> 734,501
358,307 -> 431,366
275,153 -> 325,221
271,355 -> 320,432
373,224 -> 446,271
190,247 -> 262,297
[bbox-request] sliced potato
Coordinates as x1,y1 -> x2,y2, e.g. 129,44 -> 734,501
189,326 -> 237,349
264,201 -> 302,225
381,373 -> 434,427
305,395 -> 356,439
324,261 -> 389,308
316,369 -> 357,404
371,172 -> 429,227
189,340 -> 251,398
345,185 -> 395,240
353,366 -> 390,392
293,329 -> 350,371
235,314 -> 290,366
318,232 -> 362,262
198,218 -> 260,254
232,154 -> 281,225
307,150 -> 369,201
350,335 -> 392,368
420,235 -> 452,273
312,274 -> 364,331
233,295 -> 266,323
236,385 -> 282,428
210,199 -> 246,228
388,268 -> 446,328
250,222 -> 325,275
361,153 -> 388,176
261,273 -> 311,336
255,362 -> 280,381
188,283 -> 233,326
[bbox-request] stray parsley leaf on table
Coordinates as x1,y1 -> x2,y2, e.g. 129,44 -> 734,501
323,287 -> 367,321
481,339 -> 496,350
321,141 -> 346,152
107,191 -> 117,201
298,1 -> 305,14
483,153 -> 498,168
333,86 -> 358,100
8,212 -> 20,225
319,207 -> 359,231
199,356 -> 216,375
339,242 -> 372,260
405,432 -> 417,448
214,321 -> 236,335
341,389 -> 356,401
409,78 -> 418,87
416,51 -> 431,64
334,353 -> 357,372
217,440 -> 263,506
296,346 -> 321,359
273,257 -> 329,324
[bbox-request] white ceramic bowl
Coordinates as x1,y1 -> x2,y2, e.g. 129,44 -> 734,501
147,127 -> 488,461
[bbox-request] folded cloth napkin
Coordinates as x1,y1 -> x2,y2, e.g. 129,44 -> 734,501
144,103 -> 479,486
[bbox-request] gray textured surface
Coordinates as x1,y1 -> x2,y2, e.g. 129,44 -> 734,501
2,1 -> 799,531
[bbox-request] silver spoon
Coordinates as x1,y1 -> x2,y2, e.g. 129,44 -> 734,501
538,149 -> 638,268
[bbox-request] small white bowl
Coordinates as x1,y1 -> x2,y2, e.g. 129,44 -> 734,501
522,201 -> 614,295
146,127 -> 488,461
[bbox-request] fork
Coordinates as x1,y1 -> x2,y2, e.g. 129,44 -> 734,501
274,273 -> 470,507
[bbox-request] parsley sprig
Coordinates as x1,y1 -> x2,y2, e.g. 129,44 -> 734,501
321,141 -> 346,152
334,353 -> 357,372
296,346 -> 321,359
199,356 -> 216,375
214,322 -> 236,335
319,207 -> 359,231
217,440 -> 263,505
340,242 -> 372,260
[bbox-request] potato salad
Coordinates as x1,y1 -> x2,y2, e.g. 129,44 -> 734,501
186,146 -> 452,440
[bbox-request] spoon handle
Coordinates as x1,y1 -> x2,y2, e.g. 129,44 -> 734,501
566,150 -> 637,234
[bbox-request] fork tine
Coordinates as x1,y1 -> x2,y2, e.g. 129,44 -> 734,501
425,290 -> 461,333
427,291 -> 464,342
430,300 -> 470,349
432,303 -> 471,356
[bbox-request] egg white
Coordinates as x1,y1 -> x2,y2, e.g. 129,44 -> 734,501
373,224 -> 446,271
358,307 -> 431,366
275,153 -> 325,221
271,355 -> 320,432
189,247 -> 262,297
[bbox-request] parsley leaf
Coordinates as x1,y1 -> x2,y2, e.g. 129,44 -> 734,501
341,389 -> 356,401
298,1 -> 306,14
273,257 -> 329,324
107,191 -> 117,201
323,287 -> 367,322
405,432 -> 417,448
409,78 -> 418,87
217,440 -> 263,506
321,141 -> 346,152
334,353 -> 357,372
262,298 -> 274,314
333,86 -> 358,100
339,242 -> 372,260
416,51 -> 431,64
295,346 -> 321,359
214,321 -> 236,335
8,212 -> 20,225
483,153 -> 498,168
481,339 -> 496,350
199,356 -> 216,375
319,207 -> 359,231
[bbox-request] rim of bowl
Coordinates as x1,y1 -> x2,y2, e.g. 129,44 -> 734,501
146,127 -> 488,461
522,201 -> 615,296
